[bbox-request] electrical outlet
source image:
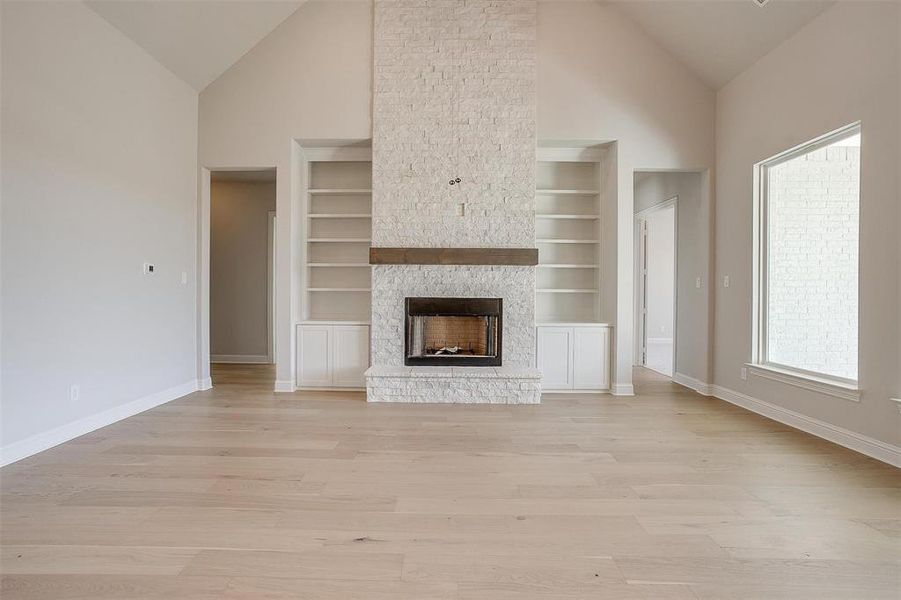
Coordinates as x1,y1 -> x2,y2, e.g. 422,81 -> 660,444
723,275 -> 730,288
143,262 -> 155,275
69,384 -> 80,402
695,277 -> 702,289
740,367 -> 748,381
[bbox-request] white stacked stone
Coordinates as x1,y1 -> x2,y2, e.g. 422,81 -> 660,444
370,264 -> 535,368
366,366 -> 541,404
369,0 -> 538,403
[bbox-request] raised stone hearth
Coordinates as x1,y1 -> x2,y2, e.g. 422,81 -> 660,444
365,366 -> 540,404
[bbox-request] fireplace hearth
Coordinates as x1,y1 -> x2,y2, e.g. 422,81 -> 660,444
405,297 -> 502,366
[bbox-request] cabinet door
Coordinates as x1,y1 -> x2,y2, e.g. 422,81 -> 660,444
298,326 -> 332,387
332,325 -> 370,387
573,327 -> 610,390
537,327 -> 573,390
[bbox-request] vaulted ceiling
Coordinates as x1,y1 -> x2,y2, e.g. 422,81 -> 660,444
86,0 -> 835,92
86,0 -> 306,90
606,0 -> 834,88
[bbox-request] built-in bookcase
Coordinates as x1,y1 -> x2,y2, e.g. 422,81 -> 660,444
303,152 -> 372,323
536,147 -> 608,324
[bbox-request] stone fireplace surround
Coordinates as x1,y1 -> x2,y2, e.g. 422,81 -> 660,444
365,264 -> 540,404
366,0 -> 538,403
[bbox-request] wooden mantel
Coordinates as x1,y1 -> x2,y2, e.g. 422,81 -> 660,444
369,247 -> 538,266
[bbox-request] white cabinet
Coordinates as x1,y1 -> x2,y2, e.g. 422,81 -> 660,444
537,327 -> 573,389
332,325 -> 369,387
536,324 -> 610,391
298,326 -> 331,387
297,324 -> 369,388
573,327 -> 609,389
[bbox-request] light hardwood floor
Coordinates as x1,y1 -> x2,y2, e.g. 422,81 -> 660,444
1,365 -> 898,599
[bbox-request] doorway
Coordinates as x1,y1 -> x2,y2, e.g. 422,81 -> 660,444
636,200 -> 676,377
209,169 -> 277,385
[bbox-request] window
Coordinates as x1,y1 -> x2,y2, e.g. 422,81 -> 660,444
752,123 -> 860,393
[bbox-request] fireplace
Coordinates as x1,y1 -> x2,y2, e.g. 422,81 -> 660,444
405,297 -> 502,366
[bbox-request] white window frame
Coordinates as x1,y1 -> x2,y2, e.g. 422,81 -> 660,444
750,122 -> 861,402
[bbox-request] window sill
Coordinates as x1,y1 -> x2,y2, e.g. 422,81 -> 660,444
746,363 -> 860,402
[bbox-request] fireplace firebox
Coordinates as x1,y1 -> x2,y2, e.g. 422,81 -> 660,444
404,297 -> 502,366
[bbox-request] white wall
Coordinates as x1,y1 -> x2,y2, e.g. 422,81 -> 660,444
634,172 -> 711,385
645,206 -> 675,343
715,2 -> 900,447
0,1 -> 199,462
198,0 -> 716,394
210,180 -> 275,361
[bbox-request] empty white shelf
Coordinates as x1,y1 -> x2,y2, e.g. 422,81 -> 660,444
307,263 -> 371,268
308,189 -> 372,195
308,214 -> 372,219
536,214 -> 599,220
536,189 -> 599,195
538,264 -> 599,268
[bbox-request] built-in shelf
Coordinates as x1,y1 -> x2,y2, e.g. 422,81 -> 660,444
308,188 -> 372,195
536,153 -> 605,324
304,153 -> 373,323
307,263 -> 370,268
536,214 -> 599,220
539,264 -> 598,269
536,189 -> 599,195
308,214 -> 372,219
302,320 -> 370,326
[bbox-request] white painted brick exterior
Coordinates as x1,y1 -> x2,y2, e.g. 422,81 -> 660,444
369,0 -> 538,402
767,146 -> 859,380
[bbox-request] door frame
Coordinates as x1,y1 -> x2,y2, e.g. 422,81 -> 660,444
267,210 -> 276,364
633,197 -> 678,377
198,166 -> 278,388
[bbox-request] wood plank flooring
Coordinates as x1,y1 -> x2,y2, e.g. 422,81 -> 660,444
1,365 -> 898,599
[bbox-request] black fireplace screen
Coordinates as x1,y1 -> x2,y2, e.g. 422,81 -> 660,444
404,297 -> 502,366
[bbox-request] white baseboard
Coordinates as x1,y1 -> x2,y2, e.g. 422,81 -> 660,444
274,380 -> 295,393
0,379 -> 199,467
197,377 -> 213,391
210,354 -> 270,364
612,384 -> 635,396
673,372 -> 714,396
712,384 -> 901,468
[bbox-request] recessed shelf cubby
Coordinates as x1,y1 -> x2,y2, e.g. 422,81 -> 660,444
535,148 -> 609,324
304,151 -> 372,323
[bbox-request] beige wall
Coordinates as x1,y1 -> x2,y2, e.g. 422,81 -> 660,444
199,0 -> 716,392
210,181 -> 276,361
634,172 -> 712,386
538,2 -> 717,393
199,0 -> 372,388
1,1 -> 198,460
715,2 -> 900,447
